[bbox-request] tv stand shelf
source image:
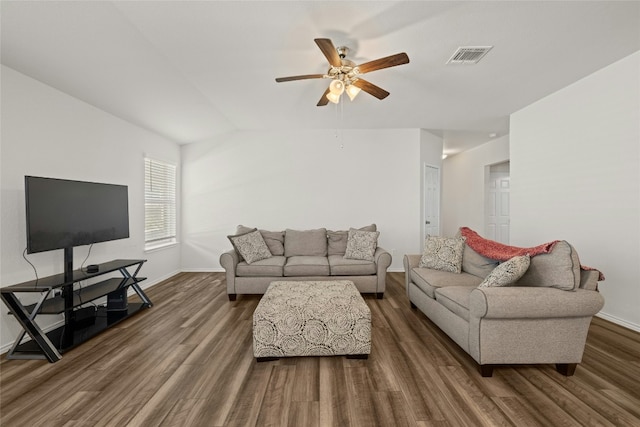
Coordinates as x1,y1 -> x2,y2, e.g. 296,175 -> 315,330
24,277 -> 147,315
1,259 -> 151,362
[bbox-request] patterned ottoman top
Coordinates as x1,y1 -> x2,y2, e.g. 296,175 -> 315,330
253,280 -> 371,357
257,280 -> 369,317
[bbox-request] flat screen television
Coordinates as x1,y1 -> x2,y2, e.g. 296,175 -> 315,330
25,176 -> 130,255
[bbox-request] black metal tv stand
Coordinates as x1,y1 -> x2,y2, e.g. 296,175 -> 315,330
0,259 -> 151,362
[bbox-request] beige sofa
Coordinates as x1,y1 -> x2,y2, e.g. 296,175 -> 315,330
404,239 -> 605,377
221,225 -> 392,301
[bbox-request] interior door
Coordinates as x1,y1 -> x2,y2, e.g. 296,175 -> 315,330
423,164 -> 441,239
486,172 -> 510,243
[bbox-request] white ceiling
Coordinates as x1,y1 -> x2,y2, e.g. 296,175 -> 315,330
2,1 -> 639,155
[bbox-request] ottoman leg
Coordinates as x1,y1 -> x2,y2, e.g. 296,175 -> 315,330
346,354 -> 369,360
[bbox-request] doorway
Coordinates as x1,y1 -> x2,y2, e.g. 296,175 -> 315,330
423,163 -> 441,242
485,162 -> 510,244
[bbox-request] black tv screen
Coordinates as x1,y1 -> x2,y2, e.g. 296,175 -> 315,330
25,176 -> 130,254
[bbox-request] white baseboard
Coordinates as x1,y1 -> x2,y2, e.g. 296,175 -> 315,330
181,268 -> 223,273
596,312 -> 640,333
139,269 -> 181,289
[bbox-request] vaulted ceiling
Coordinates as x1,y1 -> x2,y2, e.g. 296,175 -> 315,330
2,1 -> 639,155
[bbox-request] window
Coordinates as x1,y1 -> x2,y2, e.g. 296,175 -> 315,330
144,157 -> 177,249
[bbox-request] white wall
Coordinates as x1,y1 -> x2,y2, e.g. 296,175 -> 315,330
0,66 -> 181,351
440,136 -> 510,237
510,51 -> 640,331
181,128 -> 430,272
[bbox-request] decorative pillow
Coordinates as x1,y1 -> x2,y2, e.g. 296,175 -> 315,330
236,225 -> 285,256
228,229 -> 273,264
478,255 -> 530,287
344,228 -> 380,261
419,235 -> 466,273
327,224 -> 377,255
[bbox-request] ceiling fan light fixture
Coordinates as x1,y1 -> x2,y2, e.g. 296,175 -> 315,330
329,79 -> 345,95
326,92 -> 341,104
346,84 -> 361,101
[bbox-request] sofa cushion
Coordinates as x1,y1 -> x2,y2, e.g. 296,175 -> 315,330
236,256 -> 286,277
462,244 -> 499,278
236,225 -> 285,256
327,224 -> 377,255
228,229 -> 272,264
410,268 -> 483,299
435,286 -> 474,322
479,255 -> 530,288
344,228 -> 380,261
260,230 -> 285,256
328,255 -> 377,276
515,241 -> 580,291
284,256 -> 330,277
284,228 -> 328,257
419,235 -> 466,273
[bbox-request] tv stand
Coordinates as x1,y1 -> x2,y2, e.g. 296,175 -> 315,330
0,259 -> 151,362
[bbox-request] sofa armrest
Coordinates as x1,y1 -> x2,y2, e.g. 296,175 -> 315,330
470,287 -> 605,319
403,254 -> 421,297
374,247 -> 392,295
220,250 -> 240,296
374,247 -> 392,269
404,254 -> 421,270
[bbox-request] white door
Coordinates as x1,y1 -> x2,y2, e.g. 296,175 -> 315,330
423,164 -> 440,239
486,172 -> 510,243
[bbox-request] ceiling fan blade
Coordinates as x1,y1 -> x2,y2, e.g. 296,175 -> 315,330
356,52 -> 410,74
353,79 -> 390,100
317,87 -> 330,106
314,38 -> 342,67
275,74 -> 325,83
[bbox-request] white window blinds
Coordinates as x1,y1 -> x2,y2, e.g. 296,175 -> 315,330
144,157 -> 177,246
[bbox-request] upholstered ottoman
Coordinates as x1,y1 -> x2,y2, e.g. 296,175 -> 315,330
253,280 -> 371,360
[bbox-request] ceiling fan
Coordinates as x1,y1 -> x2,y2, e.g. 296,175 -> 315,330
275,38 -> 410,106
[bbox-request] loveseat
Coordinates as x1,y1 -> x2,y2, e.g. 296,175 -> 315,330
404,228 -> 605,377
220,225 -> 392,301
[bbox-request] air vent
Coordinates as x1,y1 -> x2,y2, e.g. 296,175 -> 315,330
447,46 -> 493,64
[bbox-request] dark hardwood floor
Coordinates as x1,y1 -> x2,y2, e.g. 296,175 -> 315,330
1,272 -> 639,426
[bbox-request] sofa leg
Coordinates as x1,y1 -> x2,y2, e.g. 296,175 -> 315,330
556,363 -> 577,376
410,302 -> 417,309
376,293 -> 384,299
228,294 -> 237,301
479,365 -> 494,377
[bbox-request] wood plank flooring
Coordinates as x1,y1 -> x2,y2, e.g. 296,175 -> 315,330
1,272 -> 639,426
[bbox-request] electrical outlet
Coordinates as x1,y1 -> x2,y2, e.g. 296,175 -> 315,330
52,289 -> 63,298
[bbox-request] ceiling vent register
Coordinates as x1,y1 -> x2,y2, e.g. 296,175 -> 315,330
447,46 -> 493,64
